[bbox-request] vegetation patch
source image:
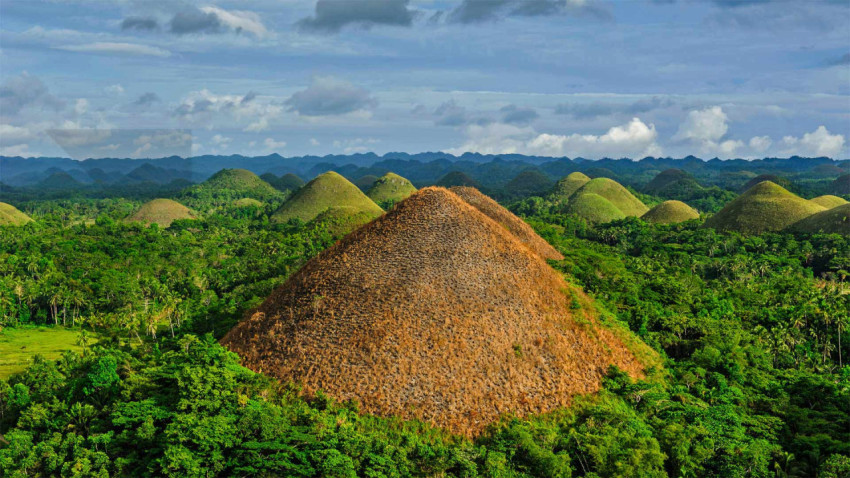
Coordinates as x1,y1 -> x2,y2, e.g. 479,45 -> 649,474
0,327 -> 95,379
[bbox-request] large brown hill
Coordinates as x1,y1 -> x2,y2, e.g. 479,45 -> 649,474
222,187 -> 649,435
449,186 -> 564,260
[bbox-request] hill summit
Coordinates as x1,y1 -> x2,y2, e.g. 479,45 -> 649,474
571,177 -> 649,217
366,172 -> 417,205
126,199 -> 195,227
642,200 -> 699,224
0,202 -> 33,226
786,203 -> 850,236
810,195 -> 848,210
180,169 -> 282,209
549,172 -> 590,203
271,171 -> 383,223
222,187 -> 648,435
704,181 -> 825,234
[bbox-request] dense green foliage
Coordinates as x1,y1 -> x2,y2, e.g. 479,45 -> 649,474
1,181 -> 849,477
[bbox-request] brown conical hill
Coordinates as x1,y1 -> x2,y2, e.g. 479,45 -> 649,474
449,186 -> 563,260
221,187 -> 648,435
126,198 -> 195,227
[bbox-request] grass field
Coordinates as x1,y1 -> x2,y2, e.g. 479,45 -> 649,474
0,327 -> 94,379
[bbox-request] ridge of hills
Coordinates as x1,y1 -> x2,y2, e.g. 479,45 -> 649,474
222,187 -> 651,435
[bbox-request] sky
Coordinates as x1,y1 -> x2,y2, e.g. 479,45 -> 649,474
0,0 -> 848,160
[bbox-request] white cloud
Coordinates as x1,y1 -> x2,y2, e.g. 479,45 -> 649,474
58,42 -> 172,57
748,135 -> 772,153
199,6 -> 269,39
175,89 -> 283,132
0,123 -> 35,143
74,98 -> 89,115
211,134 -> 231,146
264,137 -> 286,150
448,117 -> 662,158
781,126 -> 845,158
104,84 -> 125,96
673,106 -> 729,143
333,137 -> 379,154
310,138 -> 320,146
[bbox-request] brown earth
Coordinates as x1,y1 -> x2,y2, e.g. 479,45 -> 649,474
222,187 -> 647,436
449,186 -> 564,260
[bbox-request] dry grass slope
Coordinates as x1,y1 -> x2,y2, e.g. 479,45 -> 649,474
549,172 -> 591,203
810,195 -> 848,210
271,171 -> 384,223
565,193 -> 626,224
222,187 -> 650,436
0,202 -> 33,226
704,181 -> 826,234
367,173 -> 417,204
127,199 -> 195,227
450,186 -> 563,260
786,204 -> 850,236
642,200 -> 700,224
572,178 -> 648,217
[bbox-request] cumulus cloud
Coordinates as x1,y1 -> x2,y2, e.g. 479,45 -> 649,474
264,137 -> 287,150
555,96 -> 673,119
448,0 -> 610,24
781,126 -> 845,158
175,89 -> 283,132
58,42 -> 171,57
448,117 -> 662,158
285,77 -> 377,117
673,106 -> 729,143
748,135 -> 772,153
297,0 -> 416,33
500,104 -> 539,125
0,72 -> 65,115
198,7 -> 268,38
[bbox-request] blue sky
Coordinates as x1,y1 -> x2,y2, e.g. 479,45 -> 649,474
1,0 -> 848,159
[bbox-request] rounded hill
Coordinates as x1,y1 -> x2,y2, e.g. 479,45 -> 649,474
261,172 -> 305,192
644,169 -> 693,193
740,174 -> 791,193
0,202 -> 33,226
572,177 -> 648,217
436,171 -> 479,188
222,187 -> 650,435
549,172 -> 591,203
642,200 -> 699,224
366,173 -> 417,205
126,199 -> 195,227
704,181 -> 825,234
181,169 -> 282,208
449,186 -> 563,260
786,204 -> 849,236
565,193 -> 626,224
504,170 -> 553,196
234,198 -> 263,208
271,171 -> 384,224
809,195 -> 848,209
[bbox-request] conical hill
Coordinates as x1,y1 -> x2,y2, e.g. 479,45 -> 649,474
449,186 -> 563,260
786,204 -> 850,236
271,171 -> 384,224
704,181 -> 826,234
366,173 -> 417,205
809,195 -> 848,209
642,200 -> 699,224
565,193 -> 626,224
222,187 -> 649,435
549,172 -> 591,203
0,202 -> 33,226
126,199 -> 195,227
572,178 -> 648,217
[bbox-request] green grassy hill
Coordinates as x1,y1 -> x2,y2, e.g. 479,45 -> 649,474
271,171 -> 384,224
740,174 -> 791,193
810,195 -> 848,209
234,198 -> 263,208
642,200 -> 700,224
786,203 -> 849,236
571,177 -> 649,217
0,202 -> 33,226
126,198 -> 196,227
366,173 -> 417,206
565,192 -> 626,223
309,205 -> 379,236
180,169 -> 282,209
704,181 -> 826,234
549,172 -> 591,203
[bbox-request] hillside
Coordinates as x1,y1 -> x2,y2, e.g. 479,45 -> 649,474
261,172 -> 305,192
0,202 -> 33,226
571,177 -> 649,217
643,169 -> 694,194
449,186 -> 564,260
366,172 -> 417,205
126,198 -> 195,227
504,170 -> 553,196
354,175 -> 380,191
549,172 -> 591,203
435,171 -> 480,188
786,204 -> 850,236
740,174 -> 791,193
642,200 -> 700,224
271,171 -> 384,223
704,181 -> 826,234
180,169 -> 282,209
39,171 -> 83,190
222,187 -> 650,435
309,206 -> 378,236
832,174 -> 850,195
565,192 -> 626,224
810,195 -> 848,209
